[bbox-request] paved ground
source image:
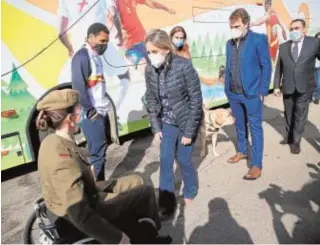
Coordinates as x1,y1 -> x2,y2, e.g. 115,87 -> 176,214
1,95 -> 320,244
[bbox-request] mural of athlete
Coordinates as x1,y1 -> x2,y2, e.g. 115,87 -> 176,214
57,0 -> 130,111
251,0 -> 288,63
115,0 -> 176,71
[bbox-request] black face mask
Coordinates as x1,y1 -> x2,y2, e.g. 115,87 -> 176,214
93,43 -> 108,55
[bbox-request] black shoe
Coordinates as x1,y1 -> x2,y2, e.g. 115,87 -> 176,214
158,190 -> 177,221
290,144 -> 301,154
280,138 -> 293,145
154,235 -> 172,244
313,99 -> 319,105
131,218 -> 158,244
280,139 -> 289,145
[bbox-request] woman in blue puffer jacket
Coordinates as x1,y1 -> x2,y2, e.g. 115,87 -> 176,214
144,29 -> 203,220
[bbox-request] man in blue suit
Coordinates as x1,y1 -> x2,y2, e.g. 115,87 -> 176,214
225,8 -> 272,180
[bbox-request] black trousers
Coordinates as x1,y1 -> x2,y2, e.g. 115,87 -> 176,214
283,90 -> 312,145
95,185 -> 161,235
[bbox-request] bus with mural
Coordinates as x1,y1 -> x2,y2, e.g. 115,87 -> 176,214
1,0 -> 320,171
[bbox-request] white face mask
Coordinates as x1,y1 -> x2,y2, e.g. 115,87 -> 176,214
148,53 -> 166,69
231,28 -> 243,39
289,30 -> 303,42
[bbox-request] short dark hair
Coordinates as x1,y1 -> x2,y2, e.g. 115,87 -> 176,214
291,19 -> 306,28
229,8 -> 251,26
315,32 -> 320,38
87,23 -> 109,38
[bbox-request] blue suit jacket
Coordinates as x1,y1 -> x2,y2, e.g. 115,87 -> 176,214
225,30 -> 272,98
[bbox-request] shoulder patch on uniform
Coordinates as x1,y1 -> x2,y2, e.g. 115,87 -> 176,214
59,153 -> 71,158
57,146 -> 73,159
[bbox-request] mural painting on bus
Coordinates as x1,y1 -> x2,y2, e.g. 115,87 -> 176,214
1,0 -> 320,169
1,64 -> 36,169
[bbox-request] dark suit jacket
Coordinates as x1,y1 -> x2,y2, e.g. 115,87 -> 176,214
274,36 -> 320,94
225,30 -> 272,99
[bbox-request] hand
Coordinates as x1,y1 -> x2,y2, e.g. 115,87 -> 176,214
90,165 -> 96,180
154,132 -> 162,142
117,36 -> 124,47
68,47 -> 74,57
87,109 -> 100,121
181,137 -> 192,145
115,33 -> 124,47
119,232 -> 130,244
273,88 -> 281,96
168,8 -> 176,15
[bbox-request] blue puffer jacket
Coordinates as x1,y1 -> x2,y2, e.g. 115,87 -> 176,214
145,53 -> 203,139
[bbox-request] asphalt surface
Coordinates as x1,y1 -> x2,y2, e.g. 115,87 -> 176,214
1,95 -> 320,244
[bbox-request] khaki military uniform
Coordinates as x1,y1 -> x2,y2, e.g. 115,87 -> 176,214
38,132 -> 160,243
36,89 -> 161,244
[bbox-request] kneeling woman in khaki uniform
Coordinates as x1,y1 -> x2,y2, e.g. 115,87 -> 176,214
36,89 -> 170,244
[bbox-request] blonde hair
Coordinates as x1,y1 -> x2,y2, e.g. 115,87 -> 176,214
145,29 -> 174,52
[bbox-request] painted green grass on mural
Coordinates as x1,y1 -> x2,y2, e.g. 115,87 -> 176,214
206,98 -> 229,109
119,118 -> 150,136
1,151 -> 25,171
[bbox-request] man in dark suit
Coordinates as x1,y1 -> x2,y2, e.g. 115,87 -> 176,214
225,8 -> 272,180
274,19 -> 320,154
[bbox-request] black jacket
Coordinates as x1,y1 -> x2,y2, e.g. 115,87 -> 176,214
145,54 -> 203,139
274,36 -> 320,94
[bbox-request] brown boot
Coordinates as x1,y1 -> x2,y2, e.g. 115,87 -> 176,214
243,166 -> 261,180
227,152 -> 248,163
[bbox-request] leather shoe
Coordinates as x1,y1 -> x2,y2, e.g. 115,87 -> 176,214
227,152 -> 248,163
279,139 -> 289,145
290,144 -> 301,154
243,166 -> 261,180
154,235 -> 173,244
158,190 -> 177,221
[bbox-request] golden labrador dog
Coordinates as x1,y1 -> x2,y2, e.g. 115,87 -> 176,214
199,106 -> 234,158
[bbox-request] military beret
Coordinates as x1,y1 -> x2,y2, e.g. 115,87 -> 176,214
36,89 -> 80,111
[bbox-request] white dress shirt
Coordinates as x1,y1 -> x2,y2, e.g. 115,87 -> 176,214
291,36 -> 305,58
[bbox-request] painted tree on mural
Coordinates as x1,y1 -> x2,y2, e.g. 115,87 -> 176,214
6,64 -> 35,111
1,64 -> 36,164
215,46 -> 225,70
190,33 -> 227,77
190,39 -> 200,57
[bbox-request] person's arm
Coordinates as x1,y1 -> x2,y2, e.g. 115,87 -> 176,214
71,51 -> 98,120
273,47 -> 283,90
57,0 -> 74,56
52,148 -> 123,244
316,38 -> 320,60
276,15 -> 288,41
143,0 -> 175,14
105,0 -> 123,45
251,13 -> 269,26
145,68 -> 161,134
224,41 -> 231,91
182,61 -> 203,139
257,34 -> 272,96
